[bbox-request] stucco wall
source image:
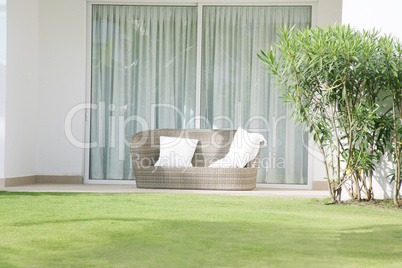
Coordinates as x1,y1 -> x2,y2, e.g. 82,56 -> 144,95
3,0 -> 38,178
0,0 -> 5,178
35,0 -> 86,176
343,0 -> 402,39
341,0 -> 402,199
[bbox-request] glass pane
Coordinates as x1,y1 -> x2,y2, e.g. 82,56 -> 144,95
90,5 -> 197,180
201,6 -> 311,184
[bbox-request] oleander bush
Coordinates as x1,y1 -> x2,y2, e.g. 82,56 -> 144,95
259,24 -> 402,205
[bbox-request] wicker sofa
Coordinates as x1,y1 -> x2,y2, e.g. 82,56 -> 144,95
130,129 -> 263,190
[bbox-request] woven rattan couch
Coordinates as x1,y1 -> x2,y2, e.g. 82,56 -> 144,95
130,129 -> 263,190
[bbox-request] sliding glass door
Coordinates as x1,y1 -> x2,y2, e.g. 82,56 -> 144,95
89,4 -> 311,184
90,6 -> 197,180
201,6 -> 311,183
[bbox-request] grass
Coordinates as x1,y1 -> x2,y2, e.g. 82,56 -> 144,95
0,192 -> 401,268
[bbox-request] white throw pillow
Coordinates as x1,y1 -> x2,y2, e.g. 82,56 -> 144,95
154,136 -> 198,167
209,127 -> 266,168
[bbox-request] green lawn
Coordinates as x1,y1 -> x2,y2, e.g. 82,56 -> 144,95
0,192 -> 401,268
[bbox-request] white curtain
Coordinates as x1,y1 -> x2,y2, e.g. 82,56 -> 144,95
90,6 -> 197,180
201,6 -> 311,184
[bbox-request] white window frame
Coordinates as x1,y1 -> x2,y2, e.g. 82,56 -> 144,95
84,0 -> 319,189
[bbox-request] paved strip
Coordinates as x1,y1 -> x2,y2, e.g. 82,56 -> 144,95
0,184 -> 330,198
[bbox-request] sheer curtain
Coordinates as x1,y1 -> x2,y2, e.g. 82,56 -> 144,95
90,6 -> 197,180
201,6 -> 311,184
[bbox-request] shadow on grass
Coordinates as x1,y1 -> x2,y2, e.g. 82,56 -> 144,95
12,217 -> 144,227
337,224 -> 402,264
1,191 -> 401,267
0,246 -> 18,268
5,214 -> 402,267
9,218 -> 340,267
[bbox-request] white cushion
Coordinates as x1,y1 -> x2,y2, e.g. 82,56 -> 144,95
154,136 -> 198,167
209,127 -> 266,168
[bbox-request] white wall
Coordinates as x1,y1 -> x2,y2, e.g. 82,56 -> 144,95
1,0 -> 342,180
35,0 -> 86,175
343,0 -> 402,39
0,0 -> 6,178
3,0 -> 38,178
342,0 -> 402,199
316,0 -> 343,27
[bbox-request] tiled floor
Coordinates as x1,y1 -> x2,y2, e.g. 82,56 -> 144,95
0,183 -> 330,198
